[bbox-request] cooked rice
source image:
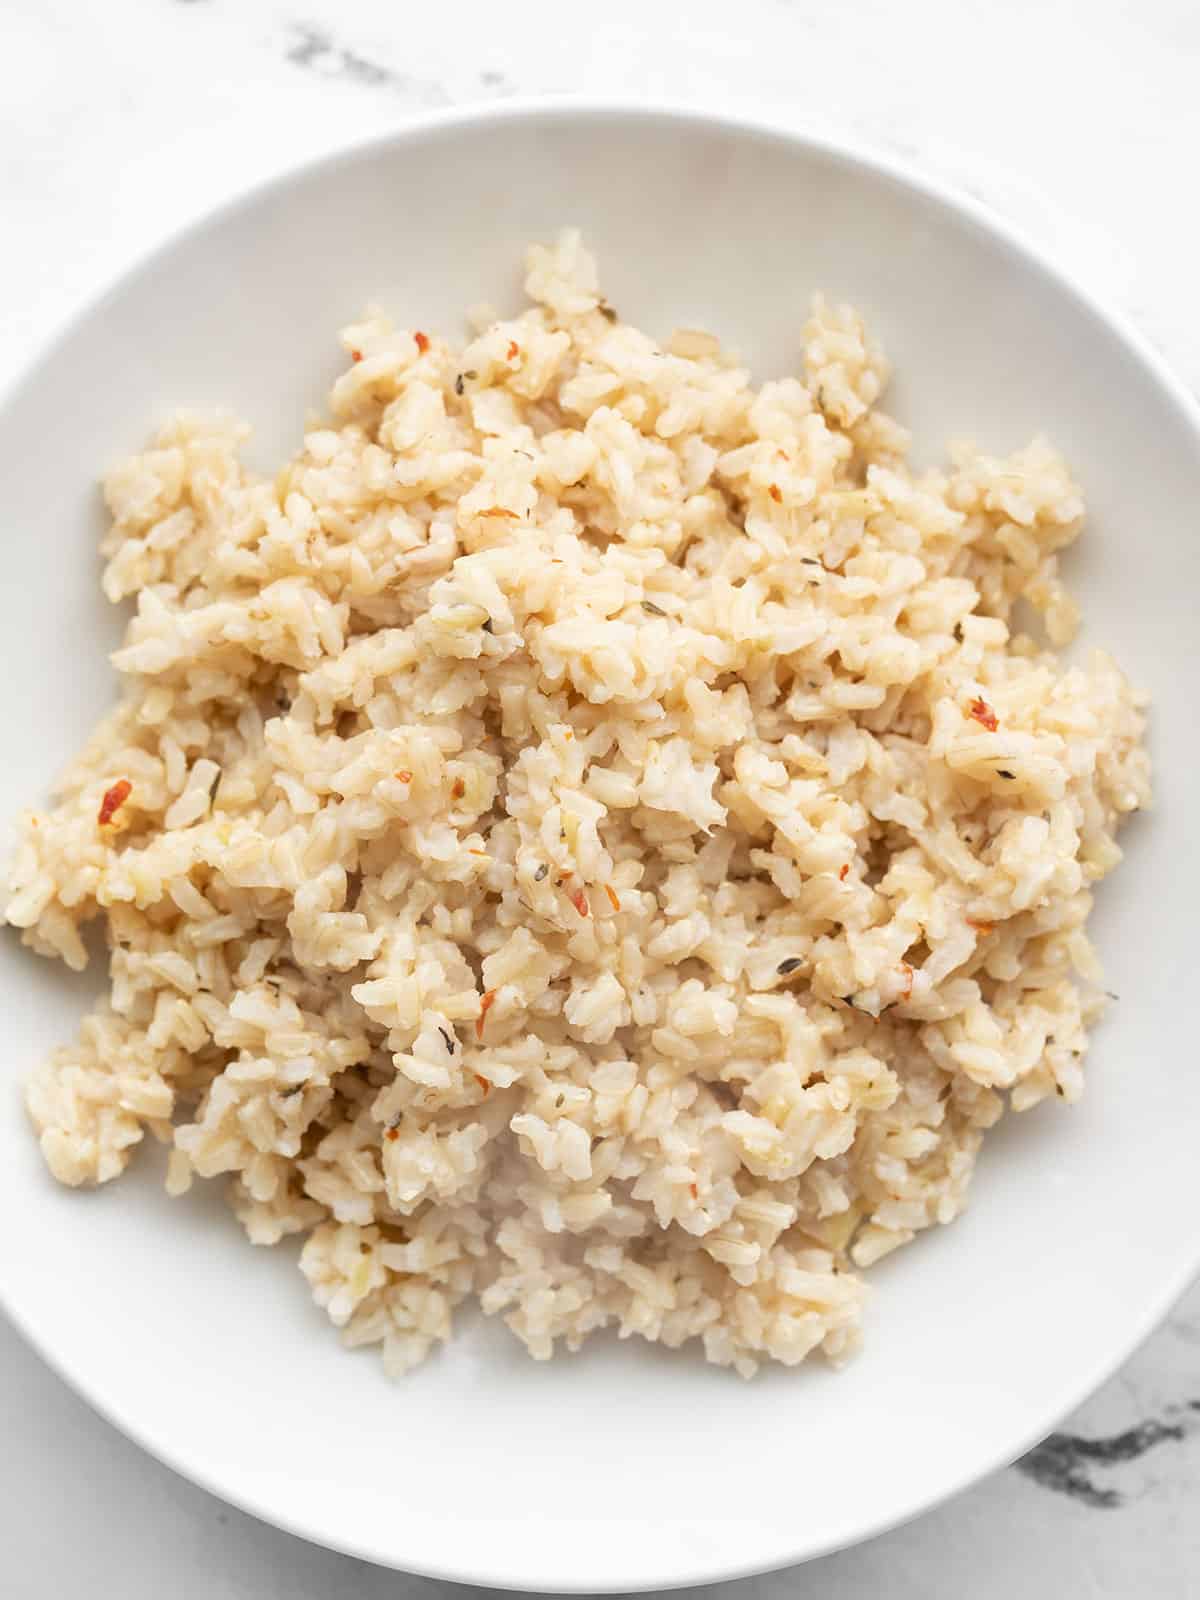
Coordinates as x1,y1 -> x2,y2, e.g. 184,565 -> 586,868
3,232 -> 1149,1377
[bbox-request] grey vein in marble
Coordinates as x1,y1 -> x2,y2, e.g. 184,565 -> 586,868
283,23 -> 449,104
1015,1404 -> 1200,1508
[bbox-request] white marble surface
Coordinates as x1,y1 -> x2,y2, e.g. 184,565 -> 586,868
2,0 -> 1198,1593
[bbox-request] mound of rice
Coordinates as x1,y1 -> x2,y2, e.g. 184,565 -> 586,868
3,233 -> 1149,1377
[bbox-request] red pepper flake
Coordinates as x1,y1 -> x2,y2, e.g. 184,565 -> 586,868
384,1127 -> 400,1142
394,770 -> 413,784
474,1073 -> 491,1097
689,1183 -> 699,1200
604,884 -> 621,912
476,989 -> 497,1040
451,777 -> 465,800
414,331 -> 430,354
506,340 -> 519,361
350,349 -> 363,363
97,779 -> 132,827
768,484 -> 782,503
570,887 -> 590,918
967,918 -> 995,936
838,863 -> 849,882
898,961 -> 914,1001
967,696 -> 999,733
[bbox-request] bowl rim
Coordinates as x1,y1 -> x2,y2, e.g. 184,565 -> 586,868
3,95 -> 1199,1593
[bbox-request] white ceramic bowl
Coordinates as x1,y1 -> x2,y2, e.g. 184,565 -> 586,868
1,103 -> 1197,1593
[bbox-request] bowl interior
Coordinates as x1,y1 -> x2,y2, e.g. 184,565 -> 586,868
1,106 -> 1197,1592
